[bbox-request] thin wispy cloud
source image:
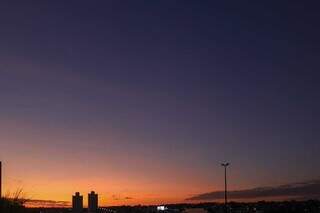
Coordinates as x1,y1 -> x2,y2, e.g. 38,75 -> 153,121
187,179 -> 320,201
112,194 -> 134,201
25,199 -> 70,208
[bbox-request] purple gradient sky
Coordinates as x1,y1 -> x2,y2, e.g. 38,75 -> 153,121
0,0 -> 319,205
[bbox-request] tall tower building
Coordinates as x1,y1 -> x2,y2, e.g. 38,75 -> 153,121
88,191 -> 98,213
72,192 -> 83,213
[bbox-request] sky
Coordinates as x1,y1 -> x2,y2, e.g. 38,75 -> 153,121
188,179 -> 320,201
0,0 -> 320,207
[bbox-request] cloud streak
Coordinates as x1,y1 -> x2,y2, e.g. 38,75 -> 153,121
25,199 -> 70,208
187,180 -> 320,201
111,194 -> 134,201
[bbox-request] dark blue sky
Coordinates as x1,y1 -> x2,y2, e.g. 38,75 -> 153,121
0,0 -> 319,204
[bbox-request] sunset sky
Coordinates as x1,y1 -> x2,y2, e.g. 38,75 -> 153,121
0,0 -> 319,207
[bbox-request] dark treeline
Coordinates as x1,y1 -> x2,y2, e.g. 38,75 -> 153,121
6,200 -> 320,213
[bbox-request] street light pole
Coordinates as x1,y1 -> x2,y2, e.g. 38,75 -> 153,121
221,162 -> 230,213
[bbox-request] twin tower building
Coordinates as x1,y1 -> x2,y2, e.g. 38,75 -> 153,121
72,191 -> 98,213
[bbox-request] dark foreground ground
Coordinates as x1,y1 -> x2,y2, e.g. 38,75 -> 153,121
16,200 -> 320,213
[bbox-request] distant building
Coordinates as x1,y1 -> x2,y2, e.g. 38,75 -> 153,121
157,206 -> 168,211
88,191 -> 98,213
72,192 -> 83,213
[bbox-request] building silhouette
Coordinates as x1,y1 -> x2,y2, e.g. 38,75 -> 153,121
72,192 -> 83,213
88,191 -> 98,213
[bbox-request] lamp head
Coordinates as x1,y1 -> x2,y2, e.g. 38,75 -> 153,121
221,162 -> 230,167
